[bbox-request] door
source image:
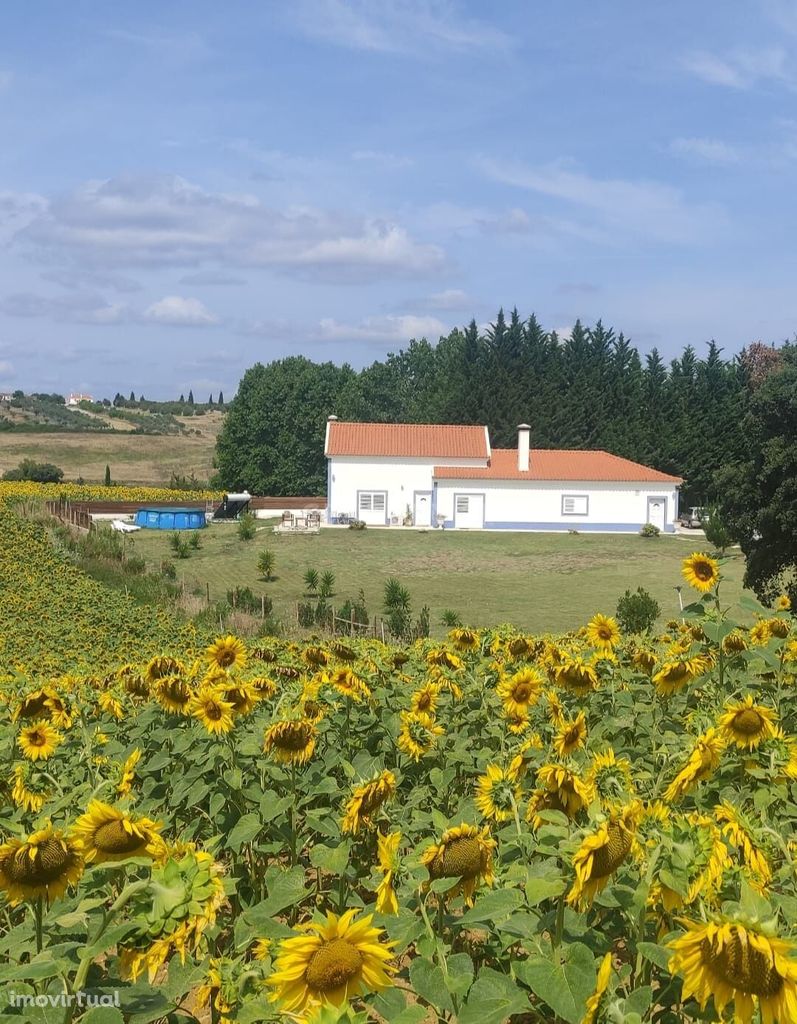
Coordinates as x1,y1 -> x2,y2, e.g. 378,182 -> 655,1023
414,491 -> 432,527
647,497 -> 666,531
454,493 -> 485,529
358,491 -> 387,525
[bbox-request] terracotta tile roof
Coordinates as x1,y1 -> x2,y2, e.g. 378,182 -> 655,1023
434,448 -> 682,483
325,420 -> 490,458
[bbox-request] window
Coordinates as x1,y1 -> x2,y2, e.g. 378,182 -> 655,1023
359,492 -> 386,512
456,496 -> 469,513
562,494 -> 588,515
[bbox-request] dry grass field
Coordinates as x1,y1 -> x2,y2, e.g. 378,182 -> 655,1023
0,411 -> 223,484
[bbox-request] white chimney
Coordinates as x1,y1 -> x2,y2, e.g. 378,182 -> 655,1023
517,423 -> 530,471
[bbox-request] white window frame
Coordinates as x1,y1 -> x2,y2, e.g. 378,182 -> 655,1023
455,496 -> 469,514
561,494 -> 589,516
358,491 -> 387,518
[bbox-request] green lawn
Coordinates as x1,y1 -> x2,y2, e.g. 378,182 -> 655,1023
128,524 -> 749,635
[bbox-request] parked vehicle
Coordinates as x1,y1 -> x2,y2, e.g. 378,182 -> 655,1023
678,506 -> 706,529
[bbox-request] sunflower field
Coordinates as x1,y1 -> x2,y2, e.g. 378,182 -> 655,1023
3,492 -> 797,1024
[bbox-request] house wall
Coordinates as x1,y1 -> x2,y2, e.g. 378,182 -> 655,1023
434,479 -> 680,532
327,455 -> 486,524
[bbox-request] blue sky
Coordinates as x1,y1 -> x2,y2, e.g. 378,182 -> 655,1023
1,1 -> 796,399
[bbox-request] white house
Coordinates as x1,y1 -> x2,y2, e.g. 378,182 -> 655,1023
324,418 -> 682,533
67,392 -> 93,406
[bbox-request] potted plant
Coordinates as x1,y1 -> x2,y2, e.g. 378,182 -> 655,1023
403,504 -> 413,526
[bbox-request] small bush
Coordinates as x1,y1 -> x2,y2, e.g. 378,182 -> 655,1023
703,505 -> 734,553
238,512 -> 257,541
226,586 -> 262,615
3,458 -> 64,483
348,519 -> 366,530
440,609 -> 462,627
319,570 -> 336,599
188,531 -> 202,550
258,549 -> 276,580
640,522 -> 661,538
339,589 -> 369,631
303,567 -> 319,595
168,532 -> 182,554
160,560 -> 177,579
124,555 -> 147,575
175,537 -> 190,559
616,587 -> 661,634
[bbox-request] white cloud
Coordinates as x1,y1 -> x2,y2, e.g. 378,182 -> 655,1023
144,296 -> 219,326
288,0 -> 510,55
669,137 -> 740,164
351,149 -> 414,168
15,174 -> 444,282
425,288 -> 472,309
317,313 -> 447,343
477,157 -> 725,245
681,47 -> 794,90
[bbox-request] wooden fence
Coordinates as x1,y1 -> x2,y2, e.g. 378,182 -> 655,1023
45,499 -> 92,531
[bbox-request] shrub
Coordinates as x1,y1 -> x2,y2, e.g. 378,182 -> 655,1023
414,605 -> 431,639
616,587 -> 661,634
168,532 -> 182,554
226,586 -> 262,615
237,512 -> 257,541
2,458 -> 64,483
303,567 -> 319,595
703,505 -> 734,553
124,555 -> 147,575
440,608 -> 462,627
175,537 -> 190,559
188,531 -> 202,550
160,560 -> 177,579
384,577 -> 412,639
348,519 -> 366,530
258,549 -> 276,580
640,522 -> 661,538
319,570 -> 336,599
339,590 -> 369,631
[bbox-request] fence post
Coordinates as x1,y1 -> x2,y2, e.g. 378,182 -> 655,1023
261,595 -> 265,619
206,581 -> 210,606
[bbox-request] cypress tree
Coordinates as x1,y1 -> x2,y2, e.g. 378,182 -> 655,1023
188,390 -> 194,404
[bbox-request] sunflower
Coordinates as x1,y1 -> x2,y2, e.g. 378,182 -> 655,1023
117,748 -> 141,797
631,648 -> 657,675
567,803 -> 640,909
397,711 -> 444,761
17,722 -> 61,761
302,646 -> 330,668
328,667 -> 371,702
250,676 -> 278,699
206,635 -> 247,671
775,594 -> 792,611
723,630 -> 749,654
11,765 -> 47,813
536,762 -> 595,819
0,826 -> 84,904
555,655 -> 599,696
222,681 -> 260,716
375,831 -> 401,915
252,937 -> 272,961
72,800 -> 163,864
718,695 -> 778,750
341,770 -> 397,834
497,667 -> 543,717
652,656 -> 709,697
586,614 -> 621,652
668,918 -> 797,1024
474,764 -> 520,824
267,909 -> 395,1015
583,953 -> 613,1024
553,712 -> 587,757
97,690 -> 124,719
507,735 -> 543,782
189,687 -> 235,736
264,719 -> 317,765
682,552 -> 720,593
449,627 -> 480,651
504,708 -> 531,734
421,823 -> 496,905
12,688 -> 53,722
663,728 -> 725,802
587,748 -> 634,808
749,619 -> 772,646
410,682 -> 440,715
714,802 -> 771,887
426,648 -> 463,671
145,655 -> 185,684
154,675 -> 192,714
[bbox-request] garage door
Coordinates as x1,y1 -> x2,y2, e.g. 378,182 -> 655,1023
358,491 -> 387,525
454,493 -> 484,529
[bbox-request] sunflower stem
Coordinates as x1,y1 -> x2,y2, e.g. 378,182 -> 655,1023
552,893 -> 565,949
289,762 -> 298,866
34,896 -> 43,954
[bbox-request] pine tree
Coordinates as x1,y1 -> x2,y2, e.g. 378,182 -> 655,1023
129,390 -> 135,402
188,390 -> 194,404
179,393 -> 185,403
208,393 -> 214,405
218,390 -> 224,406
104,464 -> 112,487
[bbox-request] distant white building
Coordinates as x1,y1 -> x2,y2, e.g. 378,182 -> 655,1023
67,392 -> 94,406
0,392 -> 12,403
324,418 -> 682,533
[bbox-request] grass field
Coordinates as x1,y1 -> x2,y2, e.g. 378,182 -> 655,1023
0,411 -> 223,484
131,524 -> 748,633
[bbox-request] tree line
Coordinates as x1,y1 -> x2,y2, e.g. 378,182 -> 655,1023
216,309 -> 782,506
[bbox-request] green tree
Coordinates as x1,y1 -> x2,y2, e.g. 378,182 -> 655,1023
104,464 -> 112,487
217,390 -> 224,407
257,549 -> 276,580
215,356 -> 355,494
188,390 -> 194,404
717,345 -> 797,602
